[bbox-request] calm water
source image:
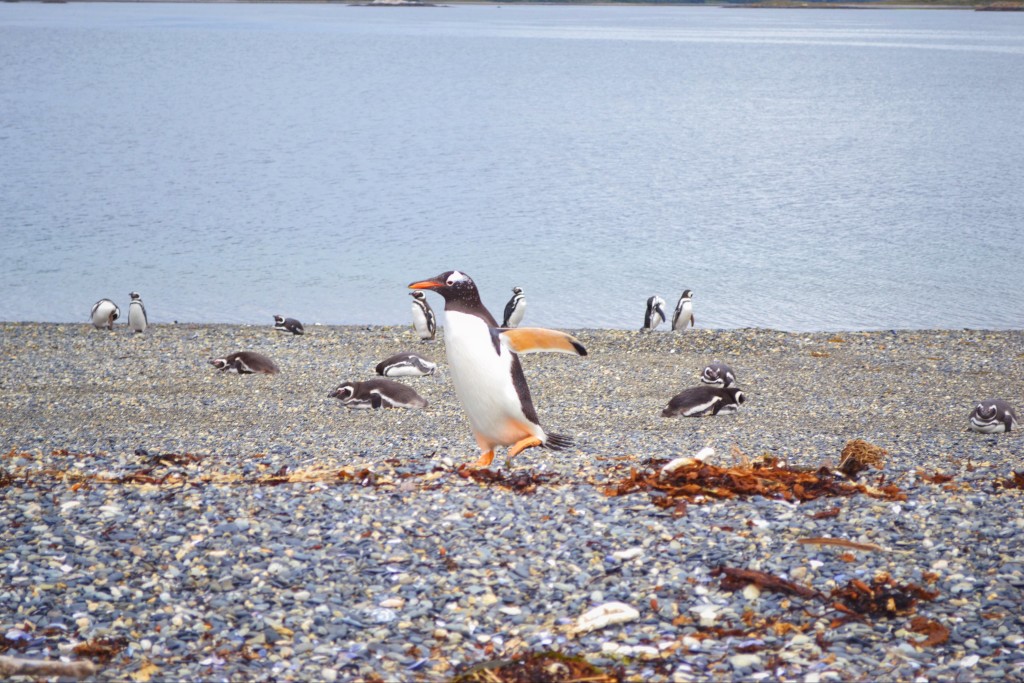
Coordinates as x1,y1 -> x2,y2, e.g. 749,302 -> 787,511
1,3 -> 1022,331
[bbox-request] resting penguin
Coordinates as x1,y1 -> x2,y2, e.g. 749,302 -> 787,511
501,286 -> 527,328
642,296 -> 667,330
273,315 -> 304,335
671,289 -> 694,331
700,361 -> 737,389
91,298 -> 120,330
410,291 -> 437,341
410,270 -> 587,468
375,352 -> 437,377
209,351 -> 280,375
329,378 -> 428,410
128,292 -> 148,334
662,385 -> 745,418
968,399 -> 1018,433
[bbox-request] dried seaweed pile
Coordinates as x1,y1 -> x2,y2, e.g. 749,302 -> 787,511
604,453 -> 906,510
450,650 -> 624,683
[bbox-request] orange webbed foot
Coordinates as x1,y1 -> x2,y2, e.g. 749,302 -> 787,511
471,450 -> 496,468
508,436 -> 543,459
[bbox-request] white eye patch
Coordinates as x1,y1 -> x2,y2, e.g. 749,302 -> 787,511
447,271 -> 468,286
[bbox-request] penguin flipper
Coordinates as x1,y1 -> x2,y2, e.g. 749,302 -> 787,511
498,328 -> 587,357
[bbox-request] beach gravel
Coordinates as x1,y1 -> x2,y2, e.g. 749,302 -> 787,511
1,322 -> 1022,681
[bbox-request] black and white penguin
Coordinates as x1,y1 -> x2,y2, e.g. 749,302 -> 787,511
642,296 -> 667,331
968,399 -> 1018,433
501,286 -> 527,328
410,291 -> 436,341
700,361 -> 737,389
661,385 -> 745,418
409,270 -> 587,467
671,289 -> 694,331
273,315 -> 304,335
329,378 -> 428,410
209,351 -> 280,375
128,292 -> 148,334
375,351 -> 437,377
90,298 -> 120,330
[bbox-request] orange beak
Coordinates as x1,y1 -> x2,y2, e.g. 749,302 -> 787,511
409,279 -> 443,290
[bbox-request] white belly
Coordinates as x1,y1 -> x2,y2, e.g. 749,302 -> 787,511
443,310 -> 541,446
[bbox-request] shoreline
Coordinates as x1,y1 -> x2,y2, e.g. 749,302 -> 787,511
2,322 -> 1022,681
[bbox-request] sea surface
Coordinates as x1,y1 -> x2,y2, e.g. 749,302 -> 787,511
1,3 -> 1022,331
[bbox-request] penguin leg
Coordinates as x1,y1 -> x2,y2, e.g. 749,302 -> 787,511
471,433 -> 497,468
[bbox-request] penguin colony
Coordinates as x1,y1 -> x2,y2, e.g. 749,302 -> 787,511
87,278 -> 1018,465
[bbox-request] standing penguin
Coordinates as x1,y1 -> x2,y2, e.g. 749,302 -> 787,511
90,298 -> 120,330
671,289 -> 694,331
273,315 -> 304,335
642,296 -> 667,330
409,270 -> 587,468
128,292 -> 148,334
410,291 -> 436,341
501,286 -> 527,328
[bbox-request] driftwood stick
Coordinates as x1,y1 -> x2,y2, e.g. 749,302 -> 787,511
0,654 -> 97,678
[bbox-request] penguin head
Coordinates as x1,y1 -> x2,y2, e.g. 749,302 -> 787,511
972,402 -> 997,421
410,291 -> 426,301
209,358 -> 229,370
729,387 -> 746,405
409,271 -> 481,303
330,383 -> 356,401
129,292 -> 141,301
273,315 -> 285,325
680,289 -> 693,300
512,286 -> 523,295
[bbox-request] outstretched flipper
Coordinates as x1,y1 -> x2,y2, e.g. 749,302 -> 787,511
498,328 -> 587,356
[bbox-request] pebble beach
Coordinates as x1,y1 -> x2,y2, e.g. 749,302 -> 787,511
1,321 -> 1022,681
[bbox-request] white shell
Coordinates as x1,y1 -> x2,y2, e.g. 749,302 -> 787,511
572,601 -> 640,635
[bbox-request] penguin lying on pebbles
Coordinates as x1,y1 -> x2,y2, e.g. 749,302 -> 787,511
91,299 -> 120,330
209,351 -> 280,375
662,385 -> 745,417
410,270 -> 587,468
700,361 -> 737,389
273,315 -> 304,335
968,399 -> 1018,433
330,378 -> 428,410
375,352 -> 436,377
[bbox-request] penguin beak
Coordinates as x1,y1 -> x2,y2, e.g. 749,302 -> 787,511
409,278 -> 443,290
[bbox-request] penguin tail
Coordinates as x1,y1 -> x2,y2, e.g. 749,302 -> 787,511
543,433 -> 574,451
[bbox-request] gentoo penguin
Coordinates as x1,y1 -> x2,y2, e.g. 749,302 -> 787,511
642,296 -> 667,330
209,351 -> 280,375
90,298 -> 120,330
661,385 -> 745,418
128,292 -> 148,334
501,286 -> 527,328
671,289 -> 694,331
700,361 -> 737,389
329,378 -> 428,410
375,351 -> 437,378
968,399 -> 1018,433
410,291 -> 436,341
273,315 -> 304,335
409,270 -> 587,467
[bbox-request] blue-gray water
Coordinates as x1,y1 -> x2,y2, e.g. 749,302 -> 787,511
2,3 -> 1022,331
